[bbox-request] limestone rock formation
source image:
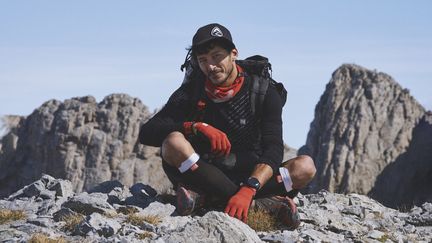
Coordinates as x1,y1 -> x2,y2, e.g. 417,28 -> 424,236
300,64 -> 432,208
0,94 -> 172,197
1,175 -> 431,242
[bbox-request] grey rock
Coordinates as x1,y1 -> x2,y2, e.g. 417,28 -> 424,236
156,215 -> 192,234
23,180 -> 46,198
0,94 -> 172,198
108,186 -> 133,205
53,207 -> 79,222
74,213 -> 121,237
116,224 -> 154,242
128,202 -> 178,233
62,192 -> 115,215
141,202 -> 176,218
300,64 -> 432,209
49,179 -> 74,198
0,198 -> 39,216
159,211 -> 263,243
300,228 -> 346,242
0,226 -> 29,243
26,217 -> 53,227
407,202 -> 432,226
423,202 -> 432,211
9,222 -> 57,239
367,230 -> 385,239
88,180 -> 124,194
6,175 -> 73,208
89,180 -> 133,205
260,231 -> 297,243
35,198 -> 62,216
342,205 -> 365,219
38,190 -> 56,200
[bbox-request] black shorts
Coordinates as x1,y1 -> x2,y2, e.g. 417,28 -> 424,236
161,150 -> 298,199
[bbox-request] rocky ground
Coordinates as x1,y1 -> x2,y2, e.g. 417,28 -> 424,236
1,175 -> 431,242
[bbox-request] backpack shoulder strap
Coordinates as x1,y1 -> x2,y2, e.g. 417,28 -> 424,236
249,74 -> 270,119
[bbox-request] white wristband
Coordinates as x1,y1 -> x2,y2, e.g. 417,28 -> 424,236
178,153 -> 200,173
279,167 -> 293,192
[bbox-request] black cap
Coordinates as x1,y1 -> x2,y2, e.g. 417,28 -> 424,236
192,23 -> 235,48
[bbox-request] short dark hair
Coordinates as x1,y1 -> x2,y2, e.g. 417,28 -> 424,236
190,38 -> 236,57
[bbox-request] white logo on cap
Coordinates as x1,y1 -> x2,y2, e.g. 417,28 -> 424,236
211,27 -> 223,37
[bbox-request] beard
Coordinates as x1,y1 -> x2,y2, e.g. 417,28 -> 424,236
208,64 -> 235,86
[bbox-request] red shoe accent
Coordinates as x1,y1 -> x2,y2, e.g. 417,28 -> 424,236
176,185 -> 203,216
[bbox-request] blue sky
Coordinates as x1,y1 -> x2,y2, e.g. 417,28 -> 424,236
1,1 -> 431,149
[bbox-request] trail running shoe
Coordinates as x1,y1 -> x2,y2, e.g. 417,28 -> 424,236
176,185 -> 203,216
276,196 -> 300,230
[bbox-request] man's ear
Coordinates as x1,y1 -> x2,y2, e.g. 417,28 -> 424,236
231,48 -> 239,61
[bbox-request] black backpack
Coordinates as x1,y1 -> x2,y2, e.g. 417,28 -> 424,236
180,54 -> 287,119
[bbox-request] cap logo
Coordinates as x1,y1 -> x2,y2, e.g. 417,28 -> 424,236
211,27 -> 223,37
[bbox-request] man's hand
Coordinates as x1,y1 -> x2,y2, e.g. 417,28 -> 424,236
224,186 -> 256,223
192,122 -> 231,157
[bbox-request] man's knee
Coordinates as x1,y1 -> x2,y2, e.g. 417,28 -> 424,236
296,155 -> 316,180
161,132 -> 195,167
284,155 -> 316,188
162,132 -> 187,152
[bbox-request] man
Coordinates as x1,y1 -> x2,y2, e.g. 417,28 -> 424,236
139,23 -> 316,229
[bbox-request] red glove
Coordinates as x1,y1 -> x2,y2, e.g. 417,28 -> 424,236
185,122 -> 231,157
224,186 -> 256,223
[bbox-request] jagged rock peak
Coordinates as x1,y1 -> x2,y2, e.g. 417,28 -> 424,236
0,93 -> 171,197
300,64 -> 430,209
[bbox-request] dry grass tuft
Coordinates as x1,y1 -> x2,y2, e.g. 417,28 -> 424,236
0,209 -> 27,224
247,208 -> 279,232
117,206 -> 139,215
61,214 -> 85,232
28,233 -> 67,243
126,213 -> 162,226
136,231 -> 154,240
103,211 -> 118,218
378,234 -> 390,243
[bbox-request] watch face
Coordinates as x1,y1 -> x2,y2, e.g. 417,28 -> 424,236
247,177 -> 260,190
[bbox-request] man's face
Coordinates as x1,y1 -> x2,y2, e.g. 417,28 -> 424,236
196,46 -> 238,86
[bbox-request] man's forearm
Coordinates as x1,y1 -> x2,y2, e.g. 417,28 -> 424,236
250,163 -> 273,189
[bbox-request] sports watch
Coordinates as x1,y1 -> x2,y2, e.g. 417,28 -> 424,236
244,177 -> 261,190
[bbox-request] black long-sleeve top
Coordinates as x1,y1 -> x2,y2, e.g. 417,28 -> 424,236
139,73 -> 284,172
